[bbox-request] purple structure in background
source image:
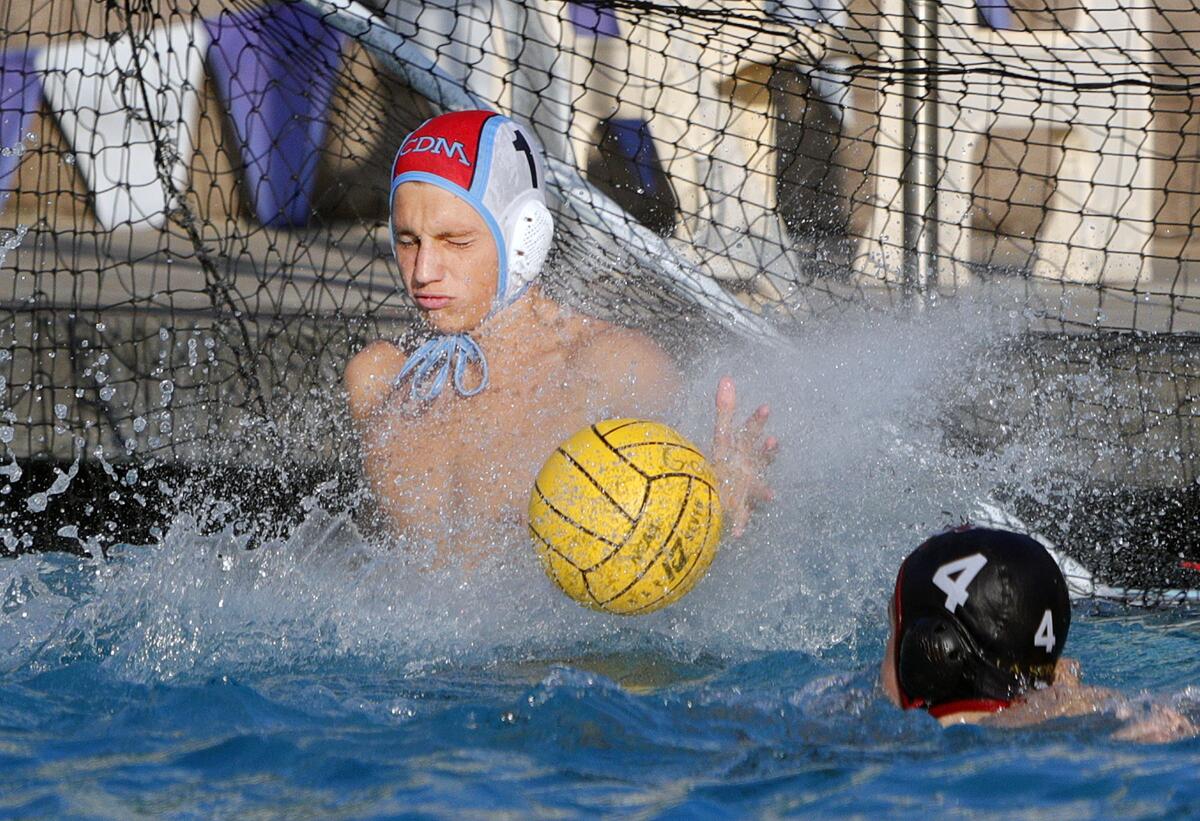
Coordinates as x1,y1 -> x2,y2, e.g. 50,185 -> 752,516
569,2 -> 620,36
607,119 -> 664,196
977,0 -> 1014,30
0,51 -> 40,215
205,3 -> 343,228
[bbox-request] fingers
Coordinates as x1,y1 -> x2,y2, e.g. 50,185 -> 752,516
749,479 -> 774,506
724,478 -> 772,540
730,501 -> 750,539
1055,657 -> 1082,686
1113,709 -> 1198,744
716,374 -> 736,411
713,375 -> 736,454
712,376 -> 780,540
739,403 -> 770,448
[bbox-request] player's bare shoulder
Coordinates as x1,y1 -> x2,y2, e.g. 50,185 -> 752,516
569,315 -> 681,411
344,339 -> 407,420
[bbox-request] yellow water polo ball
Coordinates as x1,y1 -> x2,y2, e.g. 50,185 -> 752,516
529,419 -> 723,615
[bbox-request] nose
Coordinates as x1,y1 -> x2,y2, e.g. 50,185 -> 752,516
409,241 -> 444,287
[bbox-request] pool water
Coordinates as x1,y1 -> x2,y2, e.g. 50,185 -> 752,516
4,309 -> 1198,818
3,540 -> 1200,819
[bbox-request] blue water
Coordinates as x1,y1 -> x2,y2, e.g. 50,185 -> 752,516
3,542 -> 1200,819
5,311 -> 1199,818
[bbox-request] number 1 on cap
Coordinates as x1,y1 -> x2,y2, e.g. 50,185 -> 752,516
513,132 -> 537,188
931,553 -> 988,613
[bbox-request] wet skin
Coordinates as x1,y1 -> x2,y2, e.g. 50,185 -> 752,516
344,182 -> 777,554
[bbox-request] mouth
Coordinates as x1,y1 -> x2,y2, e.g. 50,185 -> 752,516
414,295 -> 453,310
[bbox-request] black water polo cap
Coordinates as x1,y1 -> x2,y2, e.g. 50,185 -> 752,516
891,527 -> 1071,718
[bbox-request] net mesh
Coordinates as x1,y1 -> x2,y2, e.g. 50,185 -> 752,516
1,0 -> 1198,591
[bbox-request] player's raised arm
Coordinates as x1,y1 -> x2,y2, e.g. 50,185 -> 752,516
711,376 -> 778,538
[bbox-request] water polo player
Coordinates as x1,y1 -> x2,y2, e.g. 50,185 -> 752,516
880,527 -> 1197,740
344,111 -> 777,547
881,527 -> 1070,723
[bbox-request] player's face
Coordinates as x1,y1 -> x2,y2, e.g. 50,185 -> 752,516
392,182 -> 499,333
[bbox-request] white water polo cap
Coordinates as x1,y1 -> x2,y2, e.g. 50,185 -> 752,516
389,110 -> 554,313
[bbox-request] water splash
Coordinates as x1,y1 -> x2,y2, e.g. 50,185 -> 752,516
0,223 -> 27,269
0,301 -> 1019,684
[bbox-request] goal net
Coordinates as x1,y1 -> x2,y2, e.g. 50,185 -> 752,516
2,0 -> 1198,594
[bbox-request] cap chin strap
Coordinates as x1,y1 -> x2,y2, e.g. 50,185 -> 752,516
393,334 -> 488,402
927,698 -> 1011,719
392,265 -> 519,402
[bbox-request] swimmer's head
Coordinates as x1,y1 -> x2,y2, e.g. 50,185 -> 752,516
390,110 -> 553,330
887,527 -> 1071,719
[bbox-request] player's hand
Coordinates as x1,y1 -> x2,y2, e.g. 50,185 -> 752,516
712,375 -> 778,538
1053,658 -> 1082,688
1113,703 -> 1199,744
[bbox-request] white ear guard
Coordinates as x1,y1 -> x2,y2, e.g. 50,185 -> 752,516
508,199 -> 554,280
499,197 -> 554,307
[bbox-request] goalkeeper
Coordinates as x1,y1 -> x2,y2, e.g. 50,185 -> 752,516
343,111 -> 777,548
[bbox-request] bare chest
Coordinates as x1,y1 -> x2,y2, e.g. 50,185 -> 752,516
366,370 -> 604,528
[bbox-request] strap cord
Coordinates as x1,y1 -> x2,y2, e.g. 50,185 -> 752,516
394,333 -> 489,401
